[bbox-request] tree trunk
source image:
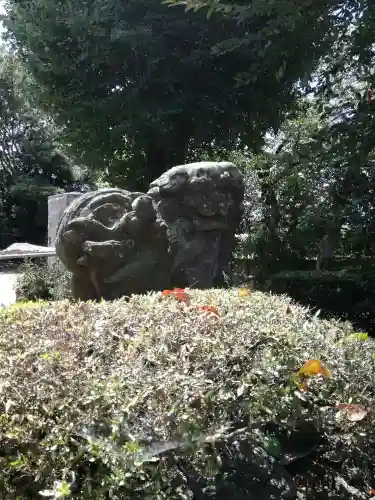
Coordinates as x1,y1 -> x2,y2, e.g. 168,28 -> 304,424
145,127 -> 190,182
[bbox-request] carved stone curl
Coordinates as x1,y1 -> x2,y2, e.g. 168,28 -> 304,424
148,161 -> 244,288
56,162 -> 244,300
55,188 -> 172,300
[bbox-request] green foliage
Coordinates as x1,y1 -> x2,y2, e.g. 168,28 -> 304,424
268,268 -> 375,333
165,0 -> 371,93
0,289 -> 374,498
163,0 -> 375,274
248,103 -> 335,261
237,84 -> 375,274
0,54 -> 74,182
3,0 -> 347,187
16,261 -> 71,301
0,53 -> 79,247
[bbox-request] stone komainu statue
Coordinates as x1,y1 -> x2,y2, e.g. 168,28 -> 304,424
55,161 -> 244,300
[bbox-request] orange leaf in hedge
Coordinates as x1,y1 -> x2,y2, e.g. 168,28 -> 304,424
197,305 -> 220,319
298,360 -> 331,378
336,403 -> 368,422
161,288 -> 189,304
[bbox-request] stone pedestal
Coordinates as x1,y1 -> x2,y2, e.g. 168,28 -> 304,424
48,192 -> 82,270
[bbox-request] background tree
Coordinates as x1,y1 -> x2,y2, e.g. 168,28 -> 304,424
166,0 -> 375,267
230,61 -> 375,273
0,53 -> 79,247
3,0 -> 344,188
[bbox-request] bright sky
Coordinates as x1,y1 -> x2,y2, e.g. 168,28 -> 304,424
0,1 -> 6,44
0,1 -> 5,35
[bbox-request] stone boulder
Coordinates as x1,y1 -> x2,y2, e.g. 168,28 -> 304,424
55,188 -> 172,300
55,162 -> 244,300
148,161 -> 244,288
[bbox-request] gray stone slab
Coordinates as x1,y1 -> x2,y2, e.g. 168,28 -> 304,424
48,192 -> 82,269
0,243 -> 56,260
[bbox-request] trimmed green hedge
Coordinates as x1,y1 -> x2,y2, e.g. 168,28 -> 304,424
0,290 -> 375,498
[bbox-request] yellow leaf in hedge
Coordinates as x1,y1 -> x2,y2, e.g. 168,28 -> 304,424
238,287 -> 250,297
298,360 -> 331,378
346,332 -> 369,342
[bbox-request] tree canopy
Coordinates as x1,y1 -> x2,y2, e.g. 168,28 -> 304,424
1,0 -> 374,263
3,0 -> 346,187
0,54 -> 77,247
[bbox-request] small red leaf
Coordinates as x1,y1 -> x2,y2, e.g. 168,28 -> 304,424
197,305 -> 220,319
161,288 -> 189,304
